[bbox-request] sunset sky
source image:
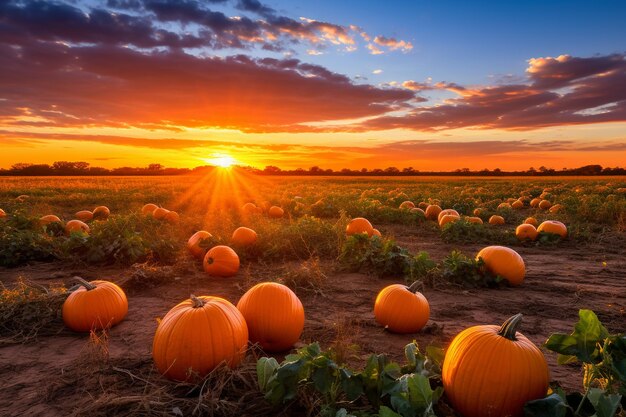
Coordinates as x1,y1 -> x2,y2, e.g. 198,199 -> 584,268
1,0 -> 625,171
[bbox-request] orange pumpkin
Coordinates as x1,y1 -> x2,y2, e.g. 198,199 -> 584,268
515,224 -> 538,241
237,282 -> 304,352
152,207 -> 170,220
472,208 -> 484,217
164,210 -> 179,224
537,220 -> 567,238
15,194 -> 29,202
75,210 -> 93,222
372,228 -> 382,237
438,209 -> 460,223
476,246 -> 525,286
153,295 -> 248,381
524,217 -> 539,227
399,201 -> 415,210
231,227 -> 258,246
40,215 -> 62,226
442,314 -> 549,417
92,206 -> 110,220
0,208 -> 6,218
511,200 -> 524,209
62,277 -> 128,332
466,216 -> 483,224
424,204 -> 442,221
65,219 -> 90,235
530,198 -> 541,208
418,202 -> 429,210
410,207 -> 425,216
439,214 -> 460,228
268,206 -> 284,218
549,203 -> 563,213
497,202 -> 512,210
203,245 -> 240,277
488,215 -> 505,225
141,203 -> 158,216
538,200 -> 552,210
187,231 -> 212,259
374,282 -> 430,333
241,202 -> 258,215
346,217 -> 374,236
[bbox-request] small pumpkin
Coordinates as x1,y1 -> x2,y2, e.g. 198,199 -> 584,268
549,203 -> 563,213
141,203 -> 158,216
231,227 -> 257,246
476,246 -> 525,286
236,282 -> 304,352
418,202 -> 429,210
515,223 -> 538,241
40,215 -> 62,226
511,200 -> 524,209
152,207 -> 170,220
488,215 -> 505,225
466,216 -> 483,224
530,198 -> 541,208
0,208 -> 6,218
153,295 -> 248,381
203,245 -> 240,277
439,214 -> 460,228
15,194 -> 29,202
187,231 -> 212,259
442,314 -> 549,417
410,207 -> 425,216
374,282 -> 430,333
472,208 -> 484,216
437,209 -> 460,223
75,210 -> 93,222
268,206 -> 284,218
92,206 -> 110,220
65,219 -> 90,235
524,217 -> 539,227
164,210 -> 179,224
424,204 -> 442,221
399,201 -> 415,210
241,202 -> 258,215
538,200 -> 552,210
537,220 -> 567,238
63,277 -> 128,332
497,202 -> 512,210
346,217 -> 374,236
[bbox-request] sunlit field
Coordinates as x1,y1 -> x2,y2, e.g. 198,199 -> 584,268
1,172 -> 625,416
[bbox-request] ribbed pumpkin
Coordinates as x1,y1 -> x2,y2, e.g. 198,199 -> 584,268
399,201 -> 415,210
63,277 -> 128,332
142,203 -> 158,216
515,224 -> 538,241
153,295 -> 248,381
346,217 -> 374,236
187,231 -> 212,259
268,206 -> 284,218
524,217 -> 539,227
476,246 -> 525,286
65,219 -> 90,235
152,207 -> 170,220
424,204 -> 442,221
231,227 -> 258,246
466,216 -> 483,224
92,206 -> 110,220
203,245 -> 240,277
439,214 -> 460,228
442,314 -> 549,417
537,220 -> 567,238
438,209 -> 460,223
511,200 -> 524,209
40,215 -> 62,226
164,210 -> 179,224
538,200 -> 552,210
75,210 -> 93,222
530,198 -> 541,208
237,282 -> 304,352
374,282 -> 430,333
488,215 -> 505,225
372,228 -> 382,237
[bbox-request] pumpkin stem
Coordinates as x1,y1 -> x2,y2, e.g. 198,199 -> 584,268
407,281 -> 422,293
73,276 -> 96,291
498,313 -> 523,341
190,294 -> 205,308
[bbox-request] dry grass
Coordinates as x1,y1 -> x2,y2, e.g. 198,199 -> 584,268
279,257 -> 328,297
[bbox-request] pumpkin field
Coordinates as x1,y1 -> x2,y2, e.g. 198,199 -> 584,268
0,172 -> 625,417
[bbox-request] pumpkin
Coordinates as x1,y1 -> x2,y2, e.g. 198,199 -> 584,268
511,200 -> 524,209
537,220 -> 567,238
187,231 -> 212,259
142,203 -> 158,216
0,208 -> 6,218
439,214 -> 460,228
424,204 -> 442,221
549,203 -> 563,213
164,210 -> 179,224
153,295 -> 248,381
399,201 -> 415,210
437,209 -> 460,223
488,215 -> 505,225
418,202 -> 429,210
466,216 -> 483,224
203,245 -> 240,277
241,202 -> 258,215
40,215 -> 62,226
63,277 -> 128,332
346,217 -> 374,236
65,219 -> 90,235
231,227 -> 258,246
410,207 -> 425,216
152,207 -> 170,220
515,224 -> 538,241
15,194 -> 29,202
75,210 -> 93,222
538,200 -> 552,210
476,246 -> 525,286
372,228 -> 382,237
442,314 -> 549,417
374,282 -> 430,333
236,282 -> 304,352
268,206 -> 284,218
472,208 -> 484,216
530,198 -> 541,208
92,206 -> 110,220
506,197 -> 517,204
524,217 -> 539,227
497,202 -> 512,210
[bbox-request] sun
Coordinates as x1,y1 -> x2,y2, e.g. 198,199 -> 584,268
206,154 -> 236,168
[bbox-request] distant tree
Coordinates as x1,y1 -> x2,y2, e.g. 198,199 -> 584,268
263,165 -> 281,174
309,166 -> 322,174
402,167 -> 415,174
384,167 -> 399,174
361,168 -> 368,173
148,163 -> 163,171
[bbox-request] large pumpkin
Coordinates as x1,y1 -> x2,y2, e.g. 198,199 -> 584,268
92,206 -> 110,220
537,220 -> 567,238
75,210 -> 93,222
153,295 -> 248,381
268,206 -> 284,218
442,314 -> 549,417
346,217 -> 374,236
439,214 -> 460,228
437,209 -> 460,223
374,282 -> 430,333
65,219 -> 90,236
515,223 -> 538,241
424,204 -> 442,221
141,203 -> 158,216
488,215 -> 505,225
236,282 -> 304,352
476,246 -> 525,286
231,227 -> 258,246
187,231 -> 212,259
203,245 -> 240,277
63,277 -> 128,332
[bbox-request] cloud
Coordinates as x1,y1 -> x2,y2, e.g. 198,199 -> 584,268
372,69 -> 383,74
373,36 -> 413,52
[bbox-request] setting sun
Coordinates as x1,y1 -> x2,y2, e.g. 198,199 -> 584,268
206,154 -> 236,168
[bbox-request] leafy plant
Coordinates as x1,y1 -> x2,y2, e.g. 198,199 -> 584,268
440,250 -> 504,287
338,234 -> 415,278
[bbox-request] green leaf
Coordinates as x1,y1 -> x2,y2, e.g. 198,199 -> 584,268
406,373 -> 433,410
545,310 -> 609,363
523,393 -> 570,417
587,388 -> 622,417
405,343 -> 418,368
256,357 -> 279,392
378,406 -> 403,417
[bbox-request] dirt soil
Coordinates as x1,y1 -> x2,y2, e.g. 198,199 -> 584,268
1,225 -> 625,416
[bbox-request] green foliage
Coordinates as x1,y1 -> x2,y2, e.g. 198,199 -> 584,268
0,212 -> 58,266
257,341 -> 444,417
441,250 -> 504,287
338,234 -> 416,278
440,219 -> 517,245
